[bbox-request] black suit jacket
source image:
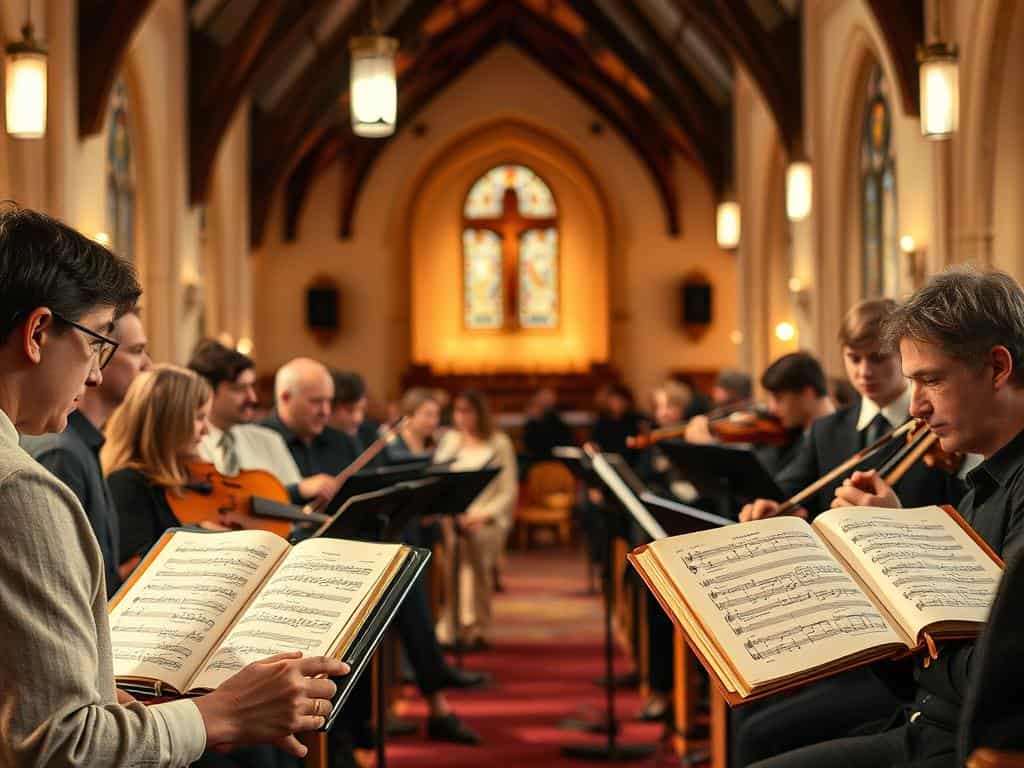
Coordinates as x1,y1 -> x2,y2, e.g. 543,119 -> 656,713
775,404 -> 966,520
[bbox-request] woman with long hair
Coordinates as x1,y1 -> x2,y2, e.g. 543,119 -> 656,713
434,389 -> 518,648
102,364 -> 213,568
387,387 -> 443,463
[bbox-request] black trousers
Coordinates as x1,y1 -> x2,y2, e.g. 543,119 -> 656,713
648,589 -> 673,694
731,667 -> 905,767
394,574 -> 449,695
748,720 -> 956,768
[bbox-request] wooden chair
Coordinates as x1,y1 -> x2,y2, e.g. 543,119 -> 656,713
515,460 -> 575,549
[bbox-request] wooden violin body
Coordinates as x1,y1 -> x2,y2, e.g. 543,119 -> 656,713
166,461 -> 295,538
707,410 -> 790,447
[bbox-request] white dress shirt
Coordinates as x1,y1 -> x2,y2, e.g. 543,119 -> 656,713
198,422 -> 303,486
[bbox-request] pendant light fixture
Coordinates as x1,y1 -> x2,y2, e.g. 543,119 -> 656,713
917,1 -> 959,139
349,0 -> 397,138
716,199 -> 741,250
5,0 -> 47,139
786,159 -> 813,222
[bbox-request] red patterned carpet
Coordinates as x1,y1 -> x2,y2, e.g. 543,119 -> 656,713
386,546 -> 674,767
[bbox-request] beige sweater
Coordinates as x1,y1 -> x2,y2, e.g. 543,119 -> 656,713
434,430 -> 519,530
0,409 -> 206,767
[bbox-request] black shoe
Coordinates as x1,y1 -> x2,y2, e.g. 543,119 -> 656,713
426,713 -> 482,745
438,666 -> 491,690
385,714 -> 419,737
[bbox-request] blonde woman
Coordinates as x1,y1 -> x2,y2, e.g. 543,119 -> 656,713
434,390 -> 518,648
102,364 -> 212,568
387,387 -> 443,463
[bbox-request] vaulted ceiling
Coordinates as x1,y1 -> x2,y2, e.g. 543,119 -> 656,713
77,1 -> 923,247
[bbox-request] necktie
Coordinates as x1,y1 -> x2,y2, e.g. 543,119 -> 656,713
219,430 -> 240,476
864,413 -> 890,448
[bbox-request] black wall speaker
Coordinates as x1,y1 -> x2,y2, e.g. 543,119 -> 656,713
306,284 -> 339,330
681,281 -> 712,325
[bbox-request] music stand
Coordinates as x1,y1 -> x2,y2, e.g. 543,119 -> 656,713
324,465 -> 431,515
656,440 -> 785,519
552,447 -> 657,761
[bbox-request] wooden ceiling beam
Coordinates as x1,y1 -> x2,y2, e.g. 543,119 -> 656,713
189,0 -> 290,203
561,0 -> 724,190
282,0 -> 685,242
684,0 -> 802,153
78,0 -> 157,137
864,0 -> 924,116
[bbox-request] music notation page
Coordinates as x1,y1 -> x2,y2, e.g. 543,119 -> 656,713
109,529 -> 289,693
815,506 -> 1002,640
192,538 -> 403,691
648,517 -> 904,688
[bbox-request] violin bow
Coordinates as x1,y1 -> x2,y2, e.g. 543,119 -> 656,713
880,427 -> 940,486
776,418 -> 919,515
302,417 -> 407,514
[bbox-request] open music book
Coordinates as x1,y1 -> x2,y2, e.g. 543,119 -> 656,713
629,505 -> 1003,705
109,528 -> 427,719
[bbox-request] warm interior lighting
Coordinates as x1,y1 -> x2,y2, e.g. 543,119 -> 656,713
236,337 -> 254,355
786,161 -> 812,221
349,35 -> 397,138
918,43 -> 959,139
93,232 -> 111,247
716,201 -> 741,249
788,277 -> 803,293
5,18 -> 47,140
217,332 -> 235,348
900,235 -> 916,253
775,321 -> 796,342
729,330 -> 744,345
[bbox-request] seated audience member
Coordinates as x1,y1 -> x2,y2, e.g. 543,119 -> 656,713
387,387 -> 442,463
523,386 -> 574,466
0,205 -> 342,766
188,340 -> 338,507
748,268 -> 1024,768
23,309 -> 152,595
434,390 -> 519,648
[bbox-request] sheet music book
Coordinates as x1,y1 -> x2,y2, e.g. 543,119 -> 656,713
629,505 -> 1003,705
108,528 -> 428,728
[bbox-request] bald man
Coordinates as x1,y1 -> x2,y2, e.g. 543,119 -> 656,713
261,357 -> 362,485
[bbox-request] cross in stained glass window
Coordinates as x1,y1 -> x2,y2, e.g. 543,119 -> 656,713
463,165 -> 559,330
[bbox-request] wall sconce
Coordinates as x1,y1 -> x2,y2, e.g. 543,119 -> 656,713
775,321 -> 796,342
349,34 -> 397,138
786,161 -> 813,221
918,1 -> 958,139
716,200 -> 741,250
788,276 -> 811,308
900,235 -> 927,289
4,2 -> 47,140
181,268 -> 202,312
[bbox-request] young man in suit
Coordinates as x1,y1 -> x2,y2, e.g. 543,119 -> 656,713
731,300 -> 966,767
751,267 -> 1024,767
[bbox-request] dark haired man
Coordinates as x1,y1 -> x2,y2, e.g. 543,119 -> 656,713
0,206 -> 346,765
756,352 -> 835,474
188,340 -> 339,507
23,309 -> 151,596
752,268 -> 1024,767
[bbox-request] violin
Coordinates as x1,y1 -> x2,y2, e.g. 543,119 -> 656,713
166,462 -> 326,538
880,423 -> 965,484
707,409 -> 791,447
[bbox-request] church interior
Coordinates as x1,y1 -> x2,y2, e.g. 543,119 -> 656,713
3,0 -> 1024,767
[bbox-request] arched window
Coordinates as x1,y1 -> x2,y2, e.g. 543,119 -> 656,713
107,78 -> 135,262
860,64 -> 898,298
463,164 -> 559,330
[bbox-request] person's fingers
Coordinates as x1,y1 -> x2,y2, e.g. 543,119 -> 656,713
274,734 -> 308,758
305,677 -> 339,700
255,651 -> 303,665
303,697 -> 334,720
296,655 -> 349,678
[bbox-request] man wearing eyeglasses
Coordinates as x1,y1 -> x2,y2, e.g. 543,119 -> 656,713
0,206 -> 347,766
23,310 -> 152,596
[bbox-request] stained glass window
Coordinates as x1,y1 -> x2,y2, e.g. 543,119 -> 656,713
860,64 -> 899,298
107,78 -> 135,262
462,164 -> 558,329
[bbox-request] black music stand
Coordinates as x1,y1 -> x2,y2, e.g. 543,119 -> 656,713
656,440 -> 785,520
553,447 -> 657,761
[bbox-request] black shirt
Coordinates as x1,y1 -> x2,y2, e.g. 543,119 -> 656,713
22,411 -> 122,596
261,411 -> 360,477
524,409 -> 574,460
914,426 -> 1024,731
108,466 -> 181,563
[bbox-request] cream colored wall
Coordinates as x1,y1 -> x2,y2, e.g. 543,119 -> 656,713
989,3 -> 1024,276
255,44 -> 736,402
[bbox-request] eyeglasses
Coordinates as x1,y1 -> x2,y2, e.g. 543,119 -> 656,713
51,311 -> 120,370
